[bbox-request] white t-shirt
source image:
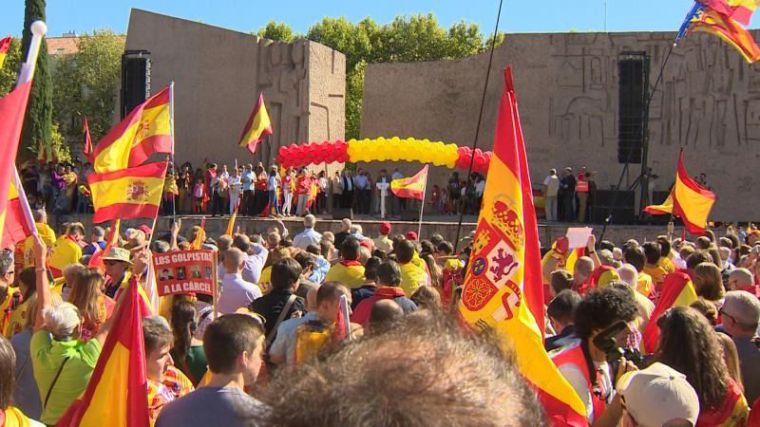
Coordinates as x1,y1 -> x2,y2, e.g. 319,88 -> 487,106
559,360 -> 612,424
543,175 -> 560,197
475,180 -> 485,197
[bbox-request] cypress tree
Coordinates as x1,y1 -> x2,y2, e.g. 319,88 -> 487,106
20,0 -> 52,161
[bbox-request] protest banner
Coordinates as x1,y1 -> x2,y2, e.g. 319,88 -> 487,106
152,249 -> 217,297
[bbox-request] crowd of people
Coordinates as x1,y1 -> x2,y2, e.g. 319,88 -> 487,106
17,159 -> 489,220
0,203 -> 759,425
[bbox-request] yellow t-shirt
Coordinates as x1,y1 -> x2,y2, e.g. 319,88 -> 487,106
325,261 -> 366,289
399,262 -> 429,297
259,266 -> 272,294
4,296 -> 29,338
643,264 -> 667,288
48,236 -> 83,277
0,286 -> 20,337
22,223 -> 57,268
636,272 -> 654,298
658,257 -> 675,274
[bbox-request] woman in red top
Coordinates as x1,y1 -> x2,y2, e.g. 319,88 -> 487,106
295,169 -> 312,216
67,268 -> 115,342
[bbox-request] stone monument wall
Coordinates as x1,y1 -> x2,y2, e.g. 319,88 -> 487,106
362,31 -> 760,222
124,9 -> 345,169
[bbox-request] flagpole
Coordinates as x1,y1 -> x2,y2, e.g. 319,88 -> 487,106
417,172 -> 428,239
169,81 -> 177,220
16,21 -> 47,85
11,21 -> 47,241
452,0 -> 504,252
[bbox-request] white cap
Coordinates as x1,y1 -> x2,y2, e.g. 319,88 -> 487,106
618,362 -> 700,427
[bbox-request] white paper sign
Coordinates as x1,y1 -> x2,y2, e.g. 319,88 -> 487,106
566,227 -> 593,249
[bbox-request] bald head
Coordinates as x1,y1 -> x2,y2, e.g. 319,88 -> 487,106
573,256 -> 594,282
728,268 -> 754,291
617,264 -> 638,289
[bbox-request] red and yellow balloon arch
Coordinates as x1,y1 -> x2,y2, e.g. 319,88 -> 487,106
277,137 -> 492,174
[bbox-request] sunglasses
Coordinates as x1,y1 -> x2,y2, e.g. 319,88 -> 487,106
719,307 -> 736,323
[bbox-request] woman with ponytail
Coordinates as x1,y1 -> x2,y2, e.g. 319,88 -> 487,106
170,299 -> 207,385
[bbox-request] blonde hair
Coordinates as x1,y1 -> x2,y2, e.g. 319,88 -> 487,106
68,269 -> 106,326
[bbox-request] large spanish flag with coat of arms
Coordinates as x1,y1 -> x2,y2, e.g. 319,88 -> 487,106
92,87 -> 171,173
458,67 -> 587,425
88,161 -> 168,223
57,277 -> 151,427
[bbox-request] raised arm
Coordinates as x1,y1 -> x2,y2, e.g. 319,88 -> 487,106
587,234 -> 602,269
32,235 -> 50,331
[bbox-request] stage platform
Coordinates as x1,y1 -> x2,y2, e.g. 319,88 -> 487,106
52,213 -> 674,248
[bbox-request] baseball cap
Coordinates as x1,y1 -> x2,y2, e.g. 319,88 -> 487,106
379,221 -> 392,235
617,362 -> 699,426
405,231 -> 418,241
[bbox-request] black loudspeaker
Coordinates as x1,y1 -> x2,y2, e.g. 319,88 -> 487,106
332,208 -> 353,220
121,50 -> 151,119
591,190 -> 635,224
400,209 -> 419,221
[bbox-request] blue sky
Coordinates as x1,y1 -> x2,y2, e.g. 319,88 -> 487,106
0,0 -> 755,37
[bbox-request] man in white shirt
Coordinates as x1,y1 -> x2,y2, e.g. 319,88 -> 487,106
241,164 -> 255,215
232,234 -> 268,285
218,248 -> 262,314
543,169 -> 560,222
293,214 -> 323,250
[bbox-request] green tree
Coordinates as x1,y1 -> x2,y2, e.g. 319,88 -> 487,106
305,14 -> 492,139
20,0 -> 53,162
256,21 -> 300,42
0,38 -> 22,96
51,30 -> 123,145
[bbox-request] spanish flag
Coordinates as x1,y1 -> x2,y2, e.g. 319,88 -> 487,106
690,7 -> 760,63
225,203 -> 238,236
2,175 -> 35,249
83,115 -> 94,163
93,87 -> 171,173
238,93 -> 273,155
89,161 -> 168,223
564,247 -> 585,274
458,67 -> 586,424
391,165 -> 428,200
642,271 -> 698,353
0,36 -> 11,68
57,277 -> 151,427
644,150 -> 715,235
191,217 -> 207,250
0,82 -> 32,247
